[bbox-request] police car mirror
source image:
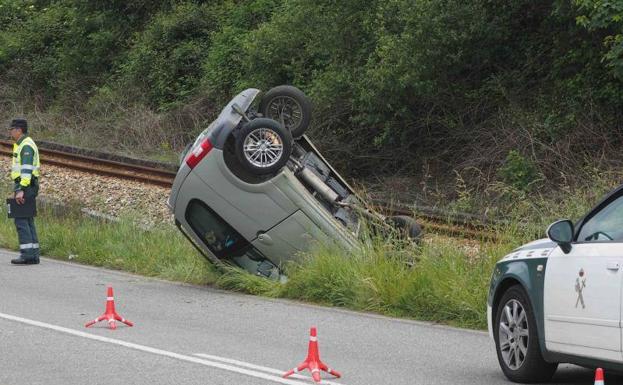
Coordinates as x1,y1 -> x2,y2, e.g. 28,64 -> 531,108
547,219 -> 573,254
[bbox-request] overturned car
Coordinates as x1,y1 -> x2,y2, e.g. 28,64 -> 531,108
167,86 -> 421,279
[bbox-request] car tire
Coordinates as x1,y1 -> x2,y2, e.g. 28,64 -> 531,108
235,118 -> 293,175
386,215 -> 423,241
494,285 -> 558,383
259,85 -> 312,139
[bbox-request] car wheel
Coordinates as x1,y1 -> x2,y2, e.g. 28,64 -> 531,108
259,85 -> 312,139
235,118 -> 293,175
386,215 -> 423,241
494,285 -> 557,383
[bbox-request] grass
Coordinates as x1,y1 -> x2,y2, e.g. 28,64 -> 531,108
217,233 -> 507,329
1,196 -> 504,328
0,175 -> 617,330
0,202 -> 219,285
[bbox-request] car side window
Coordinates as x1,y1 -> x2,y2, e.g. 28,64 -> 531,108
185,199 -> 250,258
577,195 -> 623,242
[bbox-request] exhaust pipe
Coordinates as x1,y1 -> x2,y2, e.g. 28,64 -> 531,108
298,167 -> 339,203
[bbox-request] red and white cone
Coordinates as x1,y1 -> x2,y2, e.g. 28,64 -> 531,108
283,327 -> 341,383
594,368 -> 605,385
85,286 -> 133,330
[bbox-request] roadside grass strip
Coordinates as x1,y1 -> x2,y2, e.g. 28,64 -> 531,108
4,180 -> 609,330
0,196 -> 508,329
0,311 -> 342,385
0,198 -> 218,285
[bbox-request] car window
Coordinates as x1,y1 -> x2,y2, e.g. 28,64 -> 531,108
577,195 -> 623,242
185,199 -> 250,258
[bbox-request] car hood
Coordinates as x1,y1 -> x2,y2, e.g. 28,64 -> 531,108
500,238 -> 558,261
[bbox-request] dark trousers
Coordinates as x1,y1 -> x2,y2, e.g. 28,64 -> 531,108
15,217 -> 39,260
13,181 -> 39,261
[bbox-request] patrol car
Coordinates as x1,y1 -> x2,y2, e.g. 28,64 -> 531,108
488,184 -> 623,382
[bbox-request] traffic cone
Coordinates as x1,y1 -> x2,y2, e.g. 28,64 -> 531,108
283,327 -> 341,383
85,286 -> 133,330
594,368 -> 605,385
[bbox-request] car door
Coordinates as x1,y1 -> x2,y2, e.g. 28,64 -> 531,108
544,193 -> 623,362
251,210 -> 331,268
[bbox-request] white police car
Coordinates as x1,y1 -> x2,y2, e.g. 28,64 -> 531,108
488,184 -> 623,382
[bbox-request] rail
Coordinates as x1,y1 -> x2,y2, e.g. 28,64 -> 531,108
0,140 -> 176,187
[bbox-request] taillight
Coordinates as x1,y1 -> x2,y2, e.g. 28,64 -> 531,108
185,138 -> 213,169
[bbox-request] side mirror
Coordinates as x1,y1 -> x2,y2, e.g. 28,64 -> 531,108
547,219 -> 574,254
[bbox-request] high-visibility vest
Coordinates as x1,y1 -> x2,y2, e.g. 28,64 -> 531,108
11,136 -> 40,187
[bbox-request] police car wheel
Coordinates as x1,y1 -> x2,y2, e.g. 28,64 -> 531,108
494,285 -> 558,383
235,118 -> 293,175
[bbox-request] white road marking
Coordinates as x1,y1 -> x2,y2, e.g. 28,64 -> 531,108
0,312 -> 311,385
194,353 -> 344,385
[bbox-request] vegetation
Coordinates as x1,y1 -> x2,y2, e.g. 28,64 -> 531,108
0,200 -> 219,284
0,0 -> 622,328
0,0 -> 621,196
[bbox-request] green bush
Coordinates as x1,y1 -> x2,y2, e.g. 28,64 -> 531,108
574,0 -> 623,80
199,0 -> 281,102
0,1 -> 165,103
499,150 -> 540,192
0,0 -> 622,186
116,2 -> 217,109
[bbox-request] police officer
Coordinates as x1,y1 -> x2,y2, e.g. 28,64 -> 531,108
8,118 -> 40,265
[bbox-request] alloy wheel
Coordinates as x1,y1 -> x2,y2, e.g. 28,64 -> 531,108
242,127 -> 284,168
264,96 -> 303,133
498,299 -> 529,370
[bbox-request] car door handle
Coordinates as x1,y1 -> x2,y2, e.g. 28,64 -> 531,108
607,261 -> 620,271
257,233 -> 273,245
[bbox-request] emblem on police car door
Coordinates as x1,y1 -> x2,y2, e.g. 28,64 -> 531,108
575,268 -> 586,309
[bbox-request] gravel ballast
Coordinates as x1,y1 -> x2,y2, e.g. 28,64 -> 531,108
3,161 -> 173,227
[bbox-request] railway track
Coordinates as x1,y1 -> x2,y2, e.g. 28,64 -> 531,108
370,200 -> 501,241
0,139 -> 500,239
0,140 -> 176,187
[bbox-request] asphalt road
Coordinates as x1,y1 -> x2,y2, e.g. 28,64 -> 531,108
0,249 -> 619,385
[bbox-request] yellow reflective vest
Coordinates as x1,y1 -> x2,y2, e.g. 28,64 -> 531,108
11,136 -> 40,189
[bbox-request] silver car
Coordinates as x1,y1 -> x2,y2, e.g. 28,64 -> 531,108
168,86 -> 421,279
